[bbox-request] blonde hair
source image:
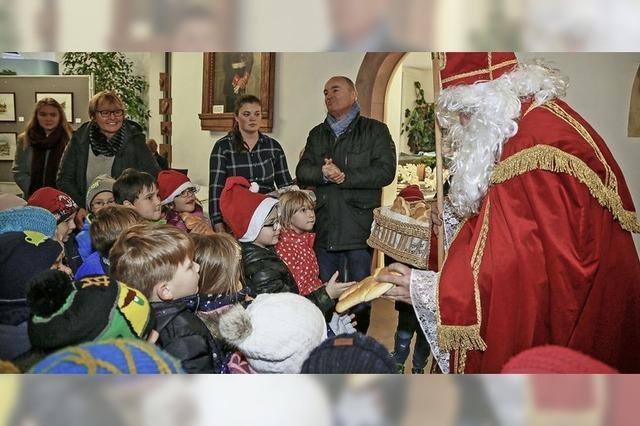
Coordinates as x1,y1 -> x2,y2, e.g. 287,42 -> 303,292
190,233 -> 242,295
89,90 -> 125,119
110,224 -> 194,298
279,191 -> 315,229
90,205 -> 144,257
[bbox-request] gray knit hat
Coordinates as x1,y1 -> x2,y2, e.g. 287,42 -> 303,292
301,332 -> 398,374
86,174 -> 115,211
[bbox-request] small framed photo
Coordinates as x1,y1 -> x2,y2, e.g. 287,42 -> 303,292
0,132 -> 17,161
0,93 -> 16,122
35,92 -> 74,122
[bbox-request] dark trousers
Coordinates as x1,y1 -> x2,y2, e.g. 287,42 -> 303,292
315,246 -> 373,334
393,304 -> 430,370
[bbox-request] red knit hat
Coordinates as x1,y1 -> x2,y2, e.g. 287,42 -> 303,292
157,170 -> 197,205
501,345 -> 618,374
439,52 -> 518,89
398,184 -> 424,202
27,187 -> 78,224
220,176 -> 279,242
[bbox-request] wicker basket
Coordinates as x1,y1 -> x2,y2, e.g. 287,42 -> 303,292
367,206 -> 432,269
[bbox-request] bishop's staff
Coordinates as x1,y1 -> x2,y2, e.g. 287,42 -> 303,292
432,52 -> 445,270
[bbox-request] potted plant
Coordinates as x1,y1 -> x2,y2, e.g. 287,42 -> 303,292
401,81 -> 436,154
62,53 -> 150,129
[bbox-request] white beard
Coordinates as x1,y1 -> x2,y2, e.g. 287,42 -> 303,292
437,59 -> 568,218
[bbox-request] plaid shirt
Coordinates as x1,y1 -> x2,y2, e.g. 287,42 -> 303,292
209,133 -> 293,224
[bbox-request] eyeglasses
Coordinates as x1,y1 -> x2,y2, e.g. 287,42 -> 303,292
96,109 -> 124,118
177,188 -> 198,198
91,199 -> 115,209
263,221 -> 281,231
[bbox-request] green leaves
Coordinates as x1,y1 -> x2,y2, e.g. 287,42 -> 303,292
62,52 -> 150,130
401,81 -> 436,154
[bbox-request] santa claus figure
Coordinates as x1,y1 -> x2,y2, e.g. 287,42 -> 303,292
380,52 -> 640,373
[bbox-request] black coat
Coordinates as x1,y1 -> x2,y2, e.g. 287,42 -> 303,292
57,120 -> 160,208
241,242 -> 335,315
296,114 -> 396,251
152,300 -> 227,374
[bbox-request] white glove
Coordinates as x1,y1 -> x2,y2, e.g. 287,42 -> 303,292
329,312 -> 357,335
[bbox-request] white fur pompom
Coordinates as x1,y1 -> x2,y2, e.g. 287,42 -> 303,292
217,304 -> 253,345
249,182 -> 260,193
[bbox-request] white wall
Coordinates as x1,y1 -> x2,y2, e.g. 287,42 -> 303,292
169,52 -> 365,192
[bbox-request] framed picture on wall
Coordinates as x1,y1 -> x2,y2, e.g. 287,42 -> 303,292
0,133 -> 17,161
35,92 -> 74,122
0,93 -> 16,122
200,52 -> 275,132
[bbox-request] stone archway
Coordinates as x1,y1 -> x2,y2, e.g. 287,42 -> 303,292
355,53 -> 407,122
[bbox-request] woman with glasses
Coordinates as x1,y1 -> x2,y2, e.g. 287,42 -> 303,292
12,98 -> 74,199
57,90 -> 160,224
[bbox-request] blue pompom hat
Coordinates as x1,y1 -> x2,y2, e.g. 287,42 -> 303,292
30,339 -> 184,374
0,206 -> 57,238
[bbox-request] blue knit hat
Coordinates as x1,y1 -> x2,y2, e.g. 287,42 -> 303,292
30,339 -> 184,374
0,206 -> 57,238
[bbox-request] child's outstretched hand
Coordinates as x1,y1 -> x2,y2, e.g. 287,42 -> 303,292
325,271 -> 355,299
328,313 -> 357,335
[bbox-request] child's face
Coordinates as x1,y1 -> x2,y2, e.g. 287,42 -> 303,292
254,208 -> 280,248
131,184 -> 162,221
90,191 -> 115,214
55,213 -> 77,243
172,187 -> 197,213
164,256 -> 201,300
289,205 -> 315,233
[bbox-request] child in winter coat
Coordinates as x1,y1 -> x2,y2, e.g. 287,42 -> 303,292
74,205 -> 143,279
157,170 -> 212,234
75,174 -> 115,261
109,223 -> 228,374
275,190 -> 355,316
220,177 -> 353,312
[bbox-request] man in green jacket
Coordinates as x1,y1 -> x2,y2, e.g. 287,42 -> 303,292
296,75 -> 396,333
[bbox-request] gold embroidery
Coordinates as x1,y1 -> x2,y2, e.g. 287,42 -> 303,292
436,202 -> 490,374
79,275 -> 111,288
441,58 -> 518,85
491,145 -> 640,233
542,101 -> 617,191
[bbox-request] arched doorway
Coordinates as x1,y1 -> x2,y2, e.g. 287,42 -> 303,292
355,53 -> 407,122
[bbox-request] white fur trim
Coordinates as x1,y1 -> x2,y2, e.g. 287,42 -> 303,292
161,181 -> 197,205
239,197 -> 278,242
217,304 -> 253,344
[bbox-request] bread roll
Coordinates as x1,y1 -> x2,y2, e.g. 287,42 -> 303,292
390,196 -> 411,216
180,212 -> 215,235
336,267 -> 400,313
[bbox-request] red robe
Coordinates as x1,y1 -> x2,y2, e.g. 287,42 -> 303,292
437,99 -> 640,373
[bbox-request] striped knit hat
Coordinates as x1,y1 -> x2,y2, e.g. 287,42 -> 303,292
30,339 -> 183,374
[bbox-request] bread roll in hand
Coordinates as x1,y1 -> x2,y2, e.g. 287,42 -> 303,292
180,212 -> 215,235
336,267 -> 401,313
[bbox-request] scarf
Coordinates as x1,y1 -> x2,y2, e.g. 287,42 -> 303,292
326,102 -> 360,137
178,288 -> 248,313
27,126 -> 68,197
88,121 -> 126,157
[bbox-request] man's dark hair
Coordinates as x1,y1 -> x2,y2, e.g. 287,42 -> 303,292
113,168 -> 156,204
